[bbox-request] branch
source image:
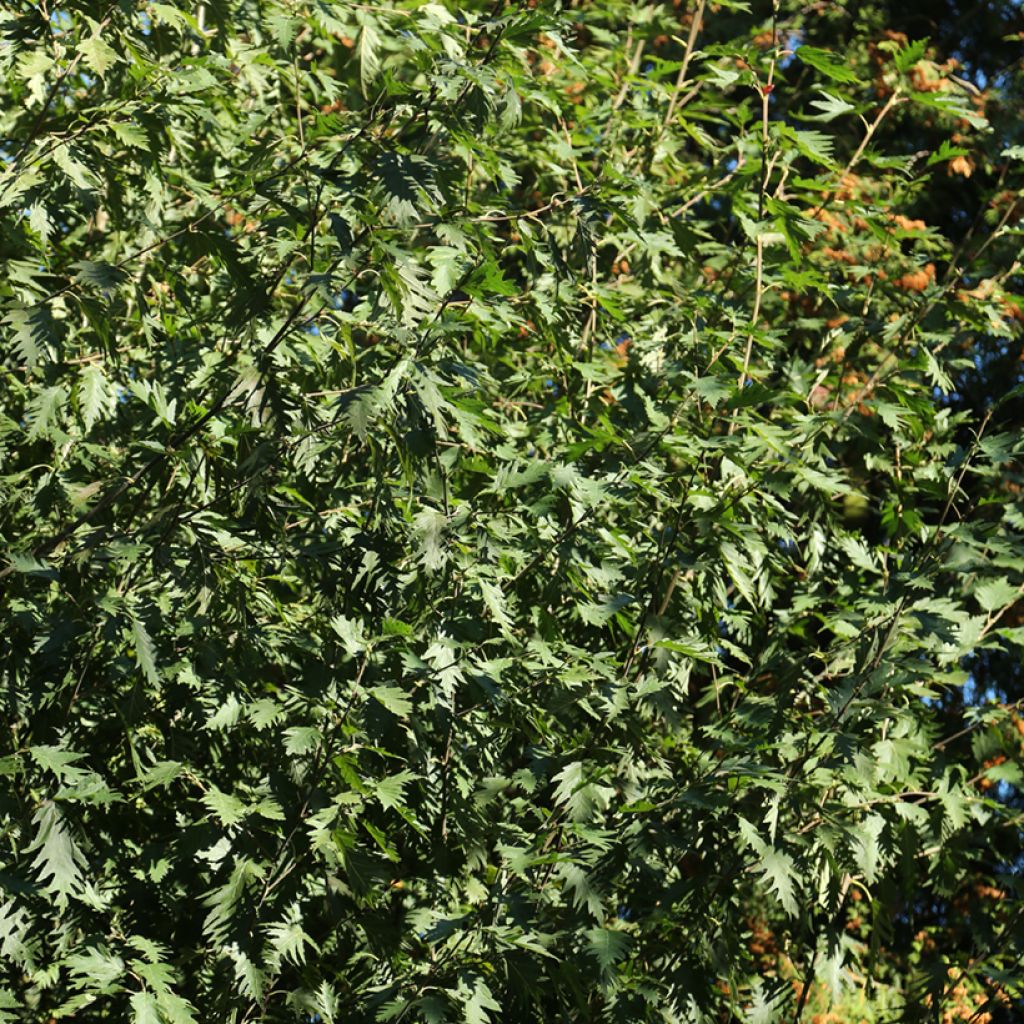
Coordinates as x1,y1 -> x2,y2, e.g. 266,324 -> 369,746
663,0 -> 706,126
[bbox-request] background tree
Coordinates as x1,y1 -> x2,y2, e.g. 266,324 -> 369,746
1,1 -> 1023,1022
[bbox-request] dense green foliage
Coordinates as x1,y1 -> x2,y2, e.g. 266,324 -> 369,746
2,0 -> 1024,1021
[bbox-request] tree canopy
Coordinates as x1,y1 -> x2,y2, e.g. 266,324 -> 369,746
2,1 -> 1024,1022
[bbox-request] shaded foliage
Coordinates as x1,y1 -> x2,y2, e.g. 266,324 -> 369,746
1,1 -> 1023,1022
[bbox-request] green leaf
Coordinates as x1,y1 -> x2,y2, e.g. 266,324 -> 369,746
585,927 -> 631,970
26,802 -> 86,904
745,978 -> 784,1024
331,614 -> 366,655
578,593 -> 634,627
79,28 -> 119,77
5,553 -> 58,578
25,384 -> 66,440
374,770 -> 418,811
29,745 -> 87,780
738,818 -> 799,916
66,945 -> 124,990
0,990 -> 21,1024
109,120 -> 150,150
202,787 -> 249,826
357,19 -> 381,97
787,128 -> 836,167
654,638 -> 722,663
78,364 -> 111,430
53,145 -> 99,191
27,203 -> 49,241
4,305 -> 60,365
369,686 -> 412,718
894,38 -> 929,74
854,813 -> 886,885
803,90 -> 857,122
130,991 -> 162,1024
927,138 -> 970,167
132,614 -> 159,685
266,907 -> 318,967
73,260 -> 129,294
149,3 -> 196,28
463,977 -> 502,1024
975,578 -> 1019,612
137,761 -> 183,791
797,46 -> 858,83
155,989 -> 199,1024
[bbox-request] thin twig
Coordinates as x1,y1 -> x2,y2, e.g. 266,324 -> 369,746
612,38 -> 645,110
810,89 -> 903,222
737,2 -> 778,392
663,0 -> 706,127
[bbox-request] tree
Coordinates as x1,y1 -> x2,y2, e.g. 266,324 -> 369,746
1,0 -> 1022,1021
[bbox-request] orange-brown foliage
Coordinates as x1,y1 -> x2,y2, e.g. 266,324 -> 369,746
894,263 -> 935,292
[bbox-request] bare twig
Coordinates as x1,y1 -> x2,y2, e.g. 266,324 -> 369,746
612,37 -> 645,110
663,0 -> 706,127
737,2 -> 778,392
